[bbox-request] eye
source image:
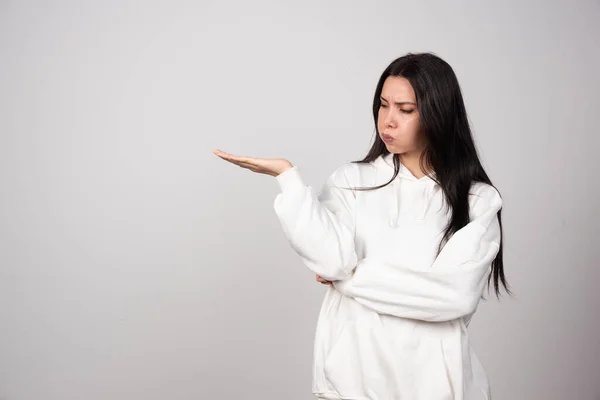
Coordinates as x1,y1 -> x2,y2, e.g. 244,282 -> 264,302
401,109 -> 414,114
380,104 -> 388,108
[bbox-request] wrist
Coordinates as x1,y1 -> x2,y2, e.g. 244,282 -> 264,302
275,163 -> 293,176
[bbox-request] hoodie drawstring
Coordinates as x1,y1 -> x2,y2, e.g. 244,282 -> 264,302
419,181 -> 438,220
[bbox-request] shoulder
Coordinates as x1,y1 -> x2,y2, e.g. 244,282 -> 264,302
469,181 -> 502,202
468,181 -> 503,218
326,161 -> 371,186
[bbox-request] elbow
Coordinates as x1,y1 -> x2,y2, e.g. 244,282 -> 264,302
321,259 -> 356,281
445,293 -> 481,321
317,251 -> 357,281
289,238 -> 356,280
301,249 -> 356,281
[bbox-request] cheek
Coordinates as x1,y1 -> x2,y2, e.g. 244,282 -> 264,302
376,114 -> 385,130
397,118 -> 421,142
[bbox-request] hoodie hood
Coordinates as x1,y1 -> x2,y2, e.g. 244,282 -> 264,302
376,152 -> 439,227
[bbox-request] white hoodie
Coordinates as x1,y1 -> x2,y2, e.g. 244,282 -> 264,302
273,152 -> 502,400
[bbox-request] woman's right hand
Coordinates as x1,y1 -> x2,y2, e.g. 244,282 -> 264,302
212,149 -> 293,177
316,274 -> 333,286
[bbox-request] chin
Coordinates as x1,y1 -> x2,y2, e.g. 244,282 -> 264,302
385,144 -> 402,153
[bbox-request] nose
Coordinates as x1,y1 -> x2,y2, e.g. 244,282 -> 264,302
383,109 -> 396,128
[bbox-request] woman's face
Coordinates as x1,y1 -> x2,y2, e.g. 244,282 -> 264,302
377,76 -> 427,155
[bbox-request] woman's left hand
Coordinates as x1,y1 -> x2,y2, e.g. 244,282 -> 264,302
316,274 -> 334,286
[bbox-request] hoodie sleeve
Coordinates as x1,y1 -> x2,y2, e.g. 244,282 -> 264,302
273,164 -> 358,281
333,182 -> 502,322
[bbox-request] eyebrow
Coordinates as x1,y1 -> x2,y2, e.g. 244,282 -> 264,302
380,96 -> 416,106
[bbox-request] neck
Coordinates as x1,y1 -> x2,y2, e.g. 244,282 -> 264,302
399,151 -> 432,179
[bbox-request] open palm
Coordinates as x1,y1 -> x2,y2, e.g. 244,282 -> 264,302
213,149 -> 293,177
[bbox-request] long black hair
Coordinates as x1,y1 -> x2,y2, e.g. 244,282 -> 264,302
348,52 -> 511,298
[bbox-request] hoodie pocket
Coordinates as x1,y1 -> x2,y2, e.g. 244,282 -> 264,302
322,322 -> 367,398
323,320 -> 405,400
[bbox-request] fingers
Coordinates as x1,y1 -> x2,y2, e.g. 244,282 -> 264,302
214,150 -> 243,164
213,149 -> 252,163
213,149 -> 261,171
236,161 -> 259,171
316,275 -> 333,285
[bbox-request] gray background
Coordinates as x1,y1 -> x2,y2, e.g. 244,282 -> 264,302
1,1 -> 599,399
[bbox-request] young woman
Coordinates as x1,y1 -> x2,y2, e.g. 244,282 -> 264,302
213,52 -> 511,400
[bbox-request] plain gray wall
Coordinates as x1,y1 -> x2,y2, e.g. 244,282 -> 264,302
1,1 -> 599,399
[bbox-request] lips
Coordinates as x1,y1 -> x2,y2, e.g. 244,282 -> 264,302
382,134 -> 394,142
